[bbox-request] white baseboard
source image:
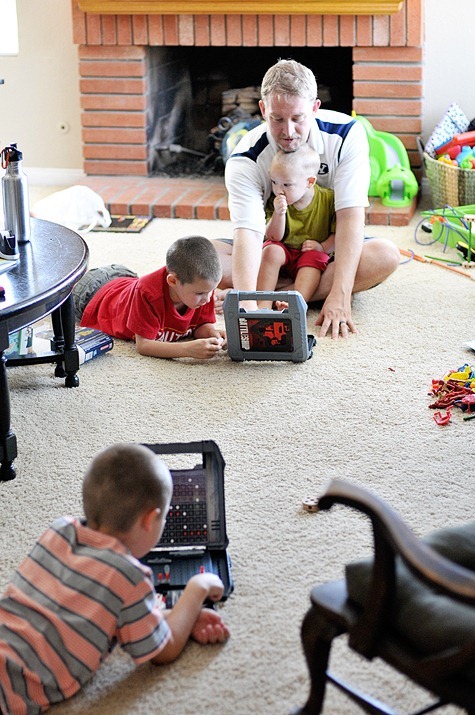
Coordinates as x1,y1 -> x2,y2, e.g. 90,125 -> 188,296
23,167 -> 85,186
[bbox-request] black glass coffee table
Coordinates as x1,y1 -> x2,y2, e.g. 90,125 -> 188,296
0,218 -> 89,481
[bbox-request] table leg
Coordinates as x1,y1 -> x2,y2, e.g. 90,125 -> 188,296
0,324 -> 17,481
51,307 -> 67,378
61,295 -> 80,388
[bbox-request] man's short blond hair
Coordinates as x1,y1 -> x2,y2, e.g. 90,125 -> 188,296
82,443 -> 172,533
261,59 -> 318,104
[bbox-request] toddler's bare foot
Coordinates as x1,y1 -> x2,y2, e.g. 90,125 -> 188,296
274,300 -> 288,311
214,288 -> 230,314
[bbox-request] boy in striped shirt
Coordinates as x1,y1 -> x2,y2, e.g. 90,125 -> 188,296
0,443 -> 229,715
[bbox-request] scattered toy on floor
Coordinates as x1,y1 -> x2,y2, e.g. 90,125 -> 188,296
428,364 -> 475,425
302,497 -> 319,513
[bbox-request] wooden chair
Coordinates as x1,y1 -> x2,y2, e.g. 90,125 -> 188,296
294,479 -> 475,715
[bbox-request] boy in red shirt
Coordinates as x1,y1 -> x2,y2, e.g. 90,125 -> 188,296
73,235 -> 226,360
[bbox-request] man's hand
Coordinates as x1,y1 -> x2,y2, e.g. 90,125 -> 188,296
314,293 -> 357,339
191,608 -> 230,644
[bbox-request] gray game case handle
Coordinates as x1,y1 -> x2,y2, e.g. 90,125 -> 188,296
223,290 -> 301,303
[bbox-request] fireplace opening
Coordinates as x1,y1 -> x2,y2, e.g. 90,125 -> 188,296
146,47 -> 353,177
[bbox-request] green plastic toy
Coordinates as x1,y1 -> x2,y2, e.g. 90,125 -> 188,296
421,204 -> 475,251
352,112 -> 419,207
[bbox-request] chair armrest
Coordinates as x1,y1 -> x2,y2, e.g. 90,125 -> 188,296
319,479 -> 475,605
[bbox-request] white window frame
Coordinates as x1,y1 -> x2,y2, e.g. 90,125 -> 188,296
0,0 -> 19,56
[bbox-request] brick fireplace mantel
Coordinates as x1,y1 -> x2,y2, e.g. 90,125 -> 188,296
72,0 -> 423,225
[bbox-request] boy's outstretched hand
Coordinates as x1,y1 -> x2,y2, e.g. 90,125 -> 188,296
191,608 -> 230,644
189,571 -> 225,602
185,337 -> 225,359
190,324 -> 227,358
152,572 -> 229,664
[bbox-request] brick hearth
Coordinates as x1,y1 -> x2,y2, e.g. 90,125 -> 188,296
77,174 -> 417,226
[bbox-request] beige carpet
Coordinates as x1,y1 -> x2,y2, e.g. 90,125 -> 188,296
1,200 -> 473,715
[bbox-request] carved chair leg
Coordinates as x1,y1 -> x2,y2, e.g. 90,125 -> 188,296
296,605 -> 343,714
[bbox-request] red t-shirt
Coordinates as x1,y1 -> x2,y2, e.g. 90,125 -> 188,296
81,266 -> 216,341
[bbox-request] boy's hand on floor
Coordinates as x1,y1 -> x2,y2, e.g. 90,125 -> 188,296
191,608 -> 230,644
186,338 -> 224,359
215,328 -> 227,349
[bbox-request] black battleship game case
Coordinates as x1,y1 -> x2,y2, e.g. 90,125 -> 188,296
141,441 -> 233,606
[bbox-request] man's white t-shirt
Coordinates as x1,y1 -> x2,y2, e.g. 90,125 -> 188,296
225,108 -> 370,236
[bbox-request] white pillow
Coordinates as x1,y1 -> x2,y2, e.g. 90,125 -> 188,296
31,185 -> 111,233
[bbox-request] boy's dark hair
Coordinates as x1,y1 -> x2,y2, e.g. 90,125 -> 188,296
82,443 -> 172,533
166,235 -> 222,285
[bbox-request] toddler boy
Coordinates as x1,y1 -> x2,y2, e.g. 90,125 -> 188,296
73,235 -> 226,359
0,442 -> 229,714
257,145 -> 335,310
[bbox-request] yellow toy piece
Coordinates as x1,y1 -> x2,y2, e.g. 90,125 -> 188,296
443,364 -> 473,383
437,154 -> 457,166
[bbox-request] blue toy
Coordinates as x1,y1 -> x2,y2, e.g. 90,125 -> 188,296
352,112 -> 419,208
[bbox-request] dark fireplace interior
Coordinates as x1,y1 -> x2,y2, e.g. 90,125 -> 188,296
146,47 -> 353,176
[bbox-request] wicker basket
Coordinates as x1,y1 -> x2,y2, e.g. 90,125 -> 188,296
422,150 -> 475,209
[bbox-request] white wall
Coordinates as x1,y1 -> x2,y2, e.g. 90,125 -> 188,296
424,0 -> 475,136
1,0 -> 475,176
0,0 -> 82,174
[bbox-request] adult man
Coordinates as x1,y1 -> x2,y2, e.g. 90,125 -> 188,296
215,59 -> 400,339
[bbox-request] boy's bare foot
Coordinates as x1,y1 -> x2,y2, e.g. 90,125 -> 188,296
214,288 -> 230,314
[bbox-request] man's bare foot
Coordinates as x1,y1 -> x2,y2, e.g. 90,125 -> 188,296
214,288 -> 231,314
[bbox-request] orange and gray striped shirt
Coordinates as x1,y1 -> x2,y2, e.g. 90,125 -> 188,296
0,516 -> 170,715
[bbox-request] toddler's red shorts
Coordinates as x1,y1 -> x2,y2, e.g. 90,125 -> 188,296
262,241 -> 330,281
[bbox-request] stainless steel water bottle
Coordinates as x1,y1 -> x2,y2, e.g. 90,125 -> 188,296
2,143 -> 31,243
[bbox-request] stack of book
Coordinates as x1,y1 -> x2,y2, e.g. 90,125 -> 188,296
5,325 -> 114,364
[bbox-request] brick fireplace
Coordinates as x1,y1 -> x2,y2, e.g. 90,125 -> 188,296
72,0 -> 424,225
